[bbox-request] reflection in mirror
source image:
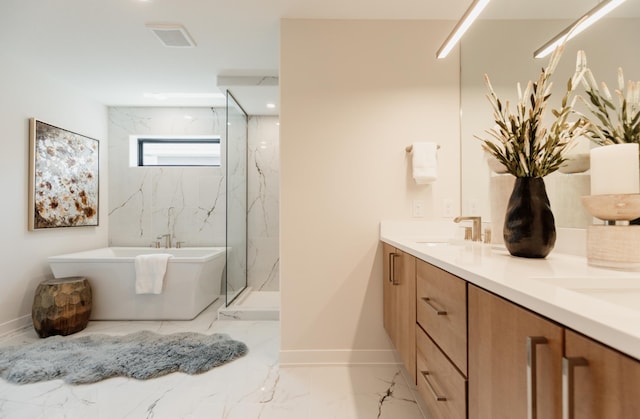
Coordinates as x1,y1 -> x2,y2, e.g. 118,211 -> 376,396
461,15 -> 640,235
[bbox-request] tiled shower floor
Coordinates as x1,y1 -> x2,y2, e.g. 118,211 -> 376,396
0,305 -> 425,419
218,289 -> 280,320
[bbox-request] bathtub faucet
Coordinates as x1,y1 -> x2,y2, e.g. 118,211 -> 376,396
157,234 -> 172,248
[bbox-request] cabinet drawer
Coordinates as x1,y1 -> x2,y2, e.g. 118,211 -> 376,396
416,259 -> 467,375
416,325 -> 467,419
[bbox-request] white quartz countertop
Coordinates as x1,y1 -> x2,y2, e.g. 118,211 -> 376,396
380,220 -> 640,360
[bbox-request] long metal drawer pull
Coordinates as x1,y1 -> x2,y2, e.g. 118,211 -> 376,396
389,253 -> 400,285
526,336 -> 548,419
420,371 -> 447,402
562,357 -> 588,419
421,297 -> 447,315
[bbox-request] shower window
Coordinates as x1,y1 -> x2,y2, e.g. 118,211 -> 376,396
132,136 -> 221,166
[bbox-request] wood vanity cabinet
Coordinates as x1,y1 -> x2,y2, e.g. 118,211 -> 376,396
468,285 -> 563,419
565,329 -> 640,419
382,243 -> 416,383
381,247 -> 640,419
469,284 -> 640,419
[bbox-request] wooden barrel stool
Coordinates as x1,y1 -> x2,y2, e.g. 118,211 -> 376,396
32,276 -> 92,338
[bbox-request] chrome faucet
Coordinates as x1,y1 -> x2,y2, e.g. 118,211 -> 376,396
453,216 -> 482,242
157,234 -> 172,248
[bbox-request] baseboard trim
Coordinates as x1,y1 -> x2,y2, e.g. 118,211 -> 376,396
0,315 -> 32,338
279,349 -> 401,366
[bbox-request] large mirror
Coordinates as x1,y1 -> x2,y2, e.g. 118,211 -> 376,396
460,3 -> 640,233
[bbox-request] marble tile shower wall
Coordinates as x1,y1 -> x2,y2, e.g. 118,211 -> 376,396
247,116 -> 280,291
108,107 -> 280,291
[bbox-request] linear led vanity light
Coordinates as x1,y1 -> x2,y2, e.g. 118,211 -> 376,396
436,0 -> 490,59
533,0 -> 627,59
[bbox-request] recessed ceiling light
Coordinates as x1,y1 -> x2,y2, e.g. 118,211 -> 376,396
266,103 -> 276,109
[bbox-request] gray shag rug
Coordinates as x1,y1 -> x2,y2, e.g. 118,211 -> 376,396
0,331 -> 248,385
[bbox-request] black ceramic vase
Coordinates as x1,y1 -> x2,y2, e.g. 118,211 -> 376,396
503,177 -> 556,258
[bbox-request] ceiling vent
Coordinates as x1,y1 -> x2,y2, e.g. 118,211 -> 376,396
146,24 -> 196,48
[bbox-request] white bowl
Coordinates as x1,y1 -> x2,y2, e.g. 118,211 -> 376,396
559,153 -> 590,174
485,153 -> 509,174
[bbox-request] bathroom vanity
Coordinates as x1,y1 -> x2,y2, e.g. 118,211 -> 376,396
381,221 -> 640,419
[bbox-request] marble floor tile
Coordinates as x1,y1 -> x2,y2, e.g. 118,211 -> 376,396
0,306 -> 425,419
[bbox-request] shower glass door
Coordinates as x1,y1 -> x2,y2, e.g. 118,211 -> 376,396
225,91 -> 248,306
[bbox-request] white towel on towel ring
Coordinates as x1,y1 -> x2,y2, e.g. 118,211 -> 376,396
411,142 -> 438,184
134,254 -> 172,294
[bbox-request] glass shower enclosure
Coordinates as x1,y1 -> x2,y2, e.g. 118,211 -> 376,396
224,91 -> 248,306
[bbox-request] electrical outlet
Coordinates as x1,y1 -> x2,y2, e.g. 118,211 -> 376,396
412,200 -> 425,217
443,199 -> 453,217
469,199 -> 478,214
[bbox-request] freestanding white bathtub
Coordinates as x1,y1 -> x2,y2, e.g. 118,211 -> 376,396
47,247 -> 226,320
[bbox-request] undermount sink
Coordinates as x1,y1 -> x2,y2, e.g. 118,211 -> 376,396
530,276 -> 640,289
413,238 -> 468,246
530,276 -> 640,312
572,289 -> 640,312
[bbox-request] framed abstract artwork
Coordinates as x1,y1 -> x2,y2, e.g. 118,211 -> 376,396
28,118 -> 99,230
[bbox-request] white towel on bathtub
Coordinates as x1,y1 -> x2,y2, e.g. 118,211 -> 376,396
134,254 -> 172,294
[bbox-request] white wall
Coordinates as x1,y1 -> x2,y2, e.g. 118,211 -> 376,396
279,19 -> 460,363
0,61 -> 108,335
